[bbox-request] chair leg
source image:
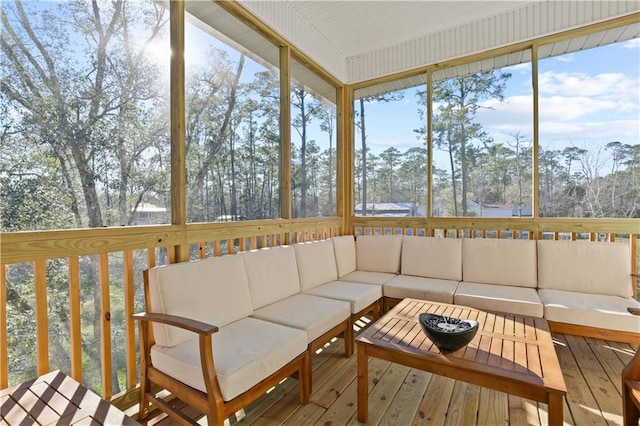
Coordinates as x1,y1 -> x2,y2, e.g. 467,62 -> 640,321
623,384 -> 640,426
344,319 -> 354,357
300,351 -> 312,403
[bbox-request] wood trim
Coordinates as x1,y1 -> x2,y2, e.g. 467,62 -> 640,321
532,44 -> 540,223
123,250 -> 136,388
35,260 -> 48,376
0,264 -> 7,389
426,70 -> 433,225
1,225 -> 181,264
280,45 -> 292,233
99,252 -> 113,399
548,321 -> 640,345
68,256 -> 82,382
632,234 -> 638,300
170,0 -> 188,262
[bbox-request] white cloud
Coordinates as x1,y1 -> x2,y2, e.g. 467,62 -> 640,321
538,71 -> 636,98
623,38 -> 640,49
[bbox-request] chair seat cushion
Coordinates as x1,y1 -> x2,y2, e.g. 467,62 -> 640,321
454,281 -> 544,318
384,275 -> 459,304
251,294 -> 351,342
340,270 -> 397,285
303,281 -> 382,314
151,317 -> 307,402
538,289 -> 640,334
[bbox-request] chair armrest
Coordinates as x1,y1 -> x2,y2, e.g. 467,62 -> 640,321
632,273 -> 640,279
628,307 -> 640,316
133,312 -> 219,336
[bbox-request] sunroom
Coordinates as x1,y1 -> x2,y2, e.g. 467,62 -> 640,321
1,0 -> 639,425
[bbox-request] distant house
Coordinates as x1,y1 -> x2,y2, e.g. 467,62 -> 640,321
468,201 -> 532,218
354,202 -> 418,216
132,202 -> 168,225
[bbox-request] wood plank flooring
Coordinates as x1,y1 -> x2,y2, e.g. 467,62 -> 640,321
145,321 -> 638,426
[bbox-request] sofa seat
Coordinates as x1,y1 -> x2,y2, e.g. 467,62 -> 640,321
340,270 -> 397,285
303,280 -> 382,314
384,274 -> 459,304
151,317 -> 307,401
539,289 -> 640,334
251,293 -> 351,342
454,281 -> 544,318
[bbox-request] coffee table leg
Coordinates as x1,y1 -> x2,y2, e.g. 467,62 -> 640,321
357,344 -> 368,423
548,393 -> 563,426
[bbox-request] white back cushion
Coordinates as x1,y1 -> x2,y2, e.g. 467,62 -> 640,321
147,255 -> 252,347
462,238 -> 537,288
242,246 -> 302,309
537,240 -> 632,297
332,235 -> 356,278
401,236 -> 462,281
294,240 -> 339,291
356,235 -> 402,273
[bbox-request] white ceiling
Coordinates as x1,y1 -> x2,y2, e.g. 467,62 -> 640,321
282,1 -> 534,58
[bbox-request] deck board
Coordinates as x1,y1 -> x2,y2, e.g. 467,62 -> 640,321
142,330 -> 639,426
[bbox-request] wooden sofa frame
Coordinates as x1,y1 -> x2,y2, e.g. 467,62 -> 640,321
623,306 -> 640,426
134,311 -> 311,426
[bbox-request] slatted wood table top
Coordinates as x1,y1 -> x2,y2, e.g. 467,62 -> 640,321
356,299 -> 567,425
0,370 -> 138,425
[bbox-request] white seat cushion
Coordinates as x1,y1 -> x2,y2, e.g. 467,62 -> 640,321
401,236 -> 462,281
251,294 -> 350,342
462,238 -> 537,288
294,240 -> 339,291
537,240 -> 632,298
539,289 -> 640,334
384,274 -> 459,303
332,235 -> 357,278
303,281 -> 382,314
241,246 -> 301,309
340,270 -> 397,285
147,254 -> 253,347
455,281 -> 544,317
151,317 -> 307,401
356,235 -> 403,273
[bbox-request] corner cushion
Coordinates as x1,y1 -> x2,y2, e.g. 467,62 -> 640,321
454,281 -> 543,318
384,274 -> 458,304
151,317 -> 307,401
538,288 -> 640,334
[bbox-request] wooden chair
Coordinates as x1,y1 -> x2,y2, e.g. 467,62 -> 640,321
623,306 -> 640,426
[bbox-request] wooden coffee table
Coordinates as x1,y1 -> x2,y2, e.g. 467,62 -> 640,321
356,298 -> 567,425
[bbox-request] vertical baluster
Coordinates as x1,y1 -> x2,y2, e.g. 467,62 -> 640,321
631,234 -> 638,299
68,257 -> 82,382
35,260 -> 48,376
124,250 -> 136,388
1,263 -> 7,389
99,253 -> 113,399
571,232 -> 577,241
251,236 -> 257,250
198,242 -> 206,259
148,247 -> 156,268
240,237 -> 247,252
227,239 -> 234,254
214,241 -> 221,257
609,233 -> 616,242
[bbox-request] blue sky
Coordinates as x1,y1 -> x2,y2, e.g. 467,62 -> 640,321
360,39 -> 639,171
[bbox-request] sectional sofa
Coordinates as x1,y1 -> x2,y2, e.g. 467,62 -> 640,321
135,233 -> 640,425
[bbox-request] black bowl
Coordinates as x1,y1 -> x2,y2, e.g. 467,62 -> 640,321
418,313 -> 479,353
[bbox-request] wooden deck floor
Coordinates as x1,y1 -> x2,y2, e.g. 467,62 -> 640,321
146,320 -> 638,426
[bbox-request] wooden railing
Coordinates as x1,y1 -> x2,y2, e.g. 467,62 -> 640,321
0,218 -> 341,411
1,215 -> 637,414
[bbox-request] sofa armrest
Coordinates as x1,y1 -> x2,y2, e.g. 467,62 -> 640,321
133,312 -> 219,336
628,307 -> 640,316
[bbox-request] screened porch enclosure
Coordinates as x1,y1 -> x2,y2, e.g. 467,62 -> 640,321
1,0 -> 639,423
